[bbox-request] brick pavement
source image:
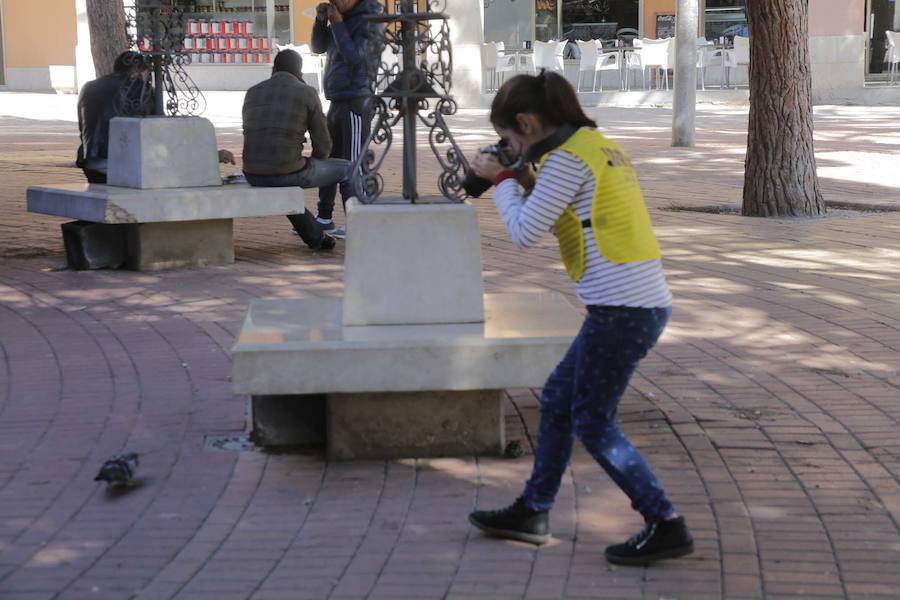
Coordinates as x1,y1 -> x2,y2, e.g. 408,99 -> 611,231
0,96 -> 899,599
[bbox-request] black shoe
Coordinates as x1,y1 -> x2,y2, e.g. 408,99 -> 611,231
469,498 -> 550,545
605,516 -> 694,566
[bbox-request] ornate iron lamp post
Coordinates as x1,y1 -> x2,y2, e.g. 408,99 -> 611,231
126,0 -> 205,116
350,0 -> 471,204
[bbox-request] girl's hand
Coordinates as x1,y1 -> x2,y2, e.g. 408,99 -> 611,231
327,3 -> 343,24
470,151 -> 504,181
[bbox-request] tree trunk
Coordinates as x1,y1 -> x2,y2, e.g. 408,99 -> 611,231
86,0 -> 129,77
742,0 -> 825,217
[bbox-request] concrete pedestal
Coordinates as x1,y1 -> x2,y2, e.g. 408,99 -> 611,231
327,390 -> 503,460
107,117 -> 222,189
343,199 -> 485,326
126,219 -> 233,271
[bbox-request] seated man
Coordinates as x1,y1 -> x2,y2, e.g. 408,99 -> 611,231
242,49 -> 350,250
77,51 -> 234,183
76,51 -> 152,183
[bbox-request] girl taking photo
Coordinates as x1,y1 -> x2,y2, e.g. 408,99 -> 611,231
467,71 -> 693,566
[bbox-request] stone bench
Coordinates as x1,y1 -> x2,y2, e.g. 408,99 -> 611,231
26,115 -> 307,271
27,182 -> 304,270
232,199 -> 584,459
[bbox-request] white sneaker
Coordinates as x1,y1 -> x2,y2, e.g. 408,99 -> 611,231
330,226 -> 346,239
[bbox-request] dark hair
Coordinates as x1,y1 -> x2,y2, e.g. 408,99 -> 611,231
113,51 -> 144,74
273,49 -> 303,80
489,70 -> 597,133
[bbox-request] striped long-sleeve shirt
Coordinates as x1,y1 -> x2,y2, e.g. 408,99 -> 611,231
493,149 -> 673,308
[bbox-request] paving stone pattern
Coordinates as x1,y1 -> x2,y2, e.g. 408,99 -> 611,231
0,102 -> 899,599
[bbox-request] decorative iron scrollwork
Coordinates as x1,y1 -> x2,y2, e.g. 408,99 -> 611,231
349,0 -> 471,204
124,1 -> 206,117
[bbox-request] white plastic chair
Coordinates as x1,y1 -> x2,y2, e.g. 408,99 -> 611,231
696,37 -> 713,90
534,40 -> 564,74
623,39 -> 644,90
732,35 -> 750,86
482,42 -> 517,91
885,31 -> 899,85
556,39 -> 569,67
575,39 -> 598,91
480,43 -> 498,91
636,38 -> 672,90
595,42 -> 622,91
706,46 -> 737,89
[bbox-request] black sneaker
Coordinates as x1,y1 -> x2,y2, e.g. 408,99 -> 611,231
316,218 -> 336,232
605,516 -> 694,566
469,498 -> 550,545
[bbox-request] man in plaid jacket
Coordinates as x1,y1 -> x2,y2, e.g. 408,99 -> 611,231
242,49 -> 351,250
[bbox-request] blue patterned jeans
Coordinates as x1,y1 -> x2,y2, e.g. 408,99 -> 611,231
521,305 -> 675,522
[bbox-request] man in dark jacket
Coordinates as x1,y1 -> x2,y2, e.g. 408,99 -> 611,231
76,51 -> 153,183
311,0 -> 377,238
242,49 -> 351,250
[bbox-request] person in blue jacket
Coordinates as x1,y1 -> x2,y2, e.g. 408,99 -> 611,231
311,0 -> 378,238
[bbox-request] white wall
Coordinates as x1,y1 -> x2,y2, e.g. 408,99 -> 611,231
447,0 -> 485,108
810,34 -> 866,101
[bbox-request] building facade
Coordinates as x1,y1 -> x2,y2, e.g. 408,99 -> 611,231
0,0 -> 895,105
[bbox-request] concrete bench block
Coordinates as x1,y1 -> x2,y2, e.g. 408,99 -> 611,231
27,183 -> 304,224
27,183 -> 305,270
327,390 -> 504,459
342,199 -> 485,326
126,219 -> 233,271
232,292 -> 582,396
107,117 -> 222,189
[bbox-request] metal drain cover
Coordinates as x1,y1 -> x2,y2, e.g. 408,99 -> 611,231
203,434 -> 257,452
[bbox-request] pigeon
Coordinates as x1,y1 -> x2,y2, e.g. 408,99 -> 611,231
94,453 -> 139,487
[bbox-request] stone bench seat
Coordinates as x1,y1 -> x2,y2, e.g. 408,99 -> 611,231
27,182 -> 304,270
232,292 -> 582,459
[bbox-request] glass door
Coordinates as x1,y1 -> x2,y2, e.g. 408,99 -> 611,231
867,0 -> 899,74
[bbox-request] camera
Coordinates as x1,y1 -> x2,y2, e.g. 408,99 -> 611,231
463,141 -> 525,198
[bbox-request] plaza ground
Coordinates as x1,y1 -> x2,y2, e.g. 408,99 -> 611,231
0,94 -> 899,599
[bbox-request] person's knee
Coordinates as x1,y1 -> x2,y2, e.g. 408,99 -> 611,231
539,402 -> 572,429
573,411 -> 616,441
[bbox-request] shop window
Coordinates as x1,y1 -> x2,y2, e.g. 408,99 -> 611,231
705,0 -> 748,41
535,0 -> 558,43
173,0 -> 291,64
562,0 -> 638,44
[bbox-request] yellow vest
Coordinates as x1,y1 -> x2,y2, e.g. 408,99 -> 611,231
538,128 -> 661,282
